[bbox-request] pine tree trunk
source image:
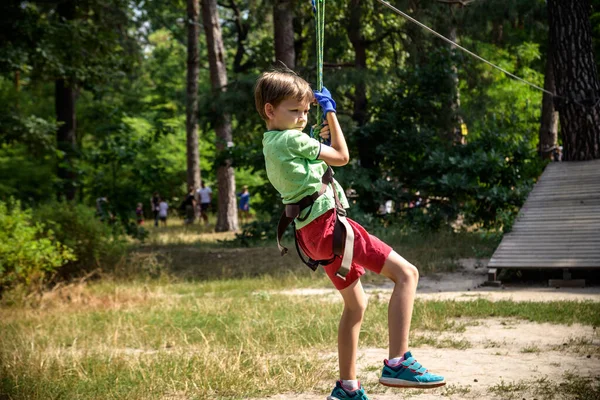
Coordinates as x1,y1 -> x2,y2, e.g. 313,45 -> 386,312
347,0 -> 378,213
201,0 -> 238,232
539,47 -> 559,160
186,0 -> 201,190
547,0 -> 600,161
274,0 -> 295,69
55,0 -> 77,201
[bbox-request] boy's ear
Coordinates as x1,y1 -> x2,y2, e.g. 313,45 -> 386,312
264,103 -> 275,120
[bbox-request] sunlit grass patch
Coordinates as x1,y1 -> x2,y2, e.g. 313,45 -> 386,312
136,228 -> 500,283
520,345 -> 541,353
144,217 -> 236,246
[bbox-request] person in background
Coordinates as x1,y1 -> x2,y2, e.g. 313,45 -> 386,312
151,192 -> 160,227
183,186 -> 196,225
196,181 -> 213,226
238,185 -> 251,223
135,202 -> 144,225
158,198 -> 169,227
96,196 -> 114,223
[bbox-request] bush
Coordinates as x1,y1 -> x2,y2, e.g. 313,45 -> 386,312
0,200 -> 75,293
33,202 -> 127,278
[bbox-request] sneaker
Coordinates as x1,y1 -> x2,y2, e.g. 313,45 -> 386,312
379,351 -> 446,389
327,380 -> 369,400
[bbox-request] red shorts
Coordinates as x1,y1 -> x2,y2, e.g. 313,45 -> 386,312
296,209 -> 393,290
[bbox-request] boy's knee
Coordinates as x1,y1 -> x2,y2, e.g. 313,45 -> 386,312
389,263 -> 419,285
345,296 -> 368,315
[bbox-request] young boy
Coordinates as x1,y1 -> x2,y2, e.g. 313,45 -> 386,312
255,70 -> 445,400
158,198 -> 169,227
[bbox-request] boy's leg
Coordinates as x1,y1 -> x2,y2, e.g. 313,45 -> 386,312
337,278 -> 368,380
379,250 -> 419,359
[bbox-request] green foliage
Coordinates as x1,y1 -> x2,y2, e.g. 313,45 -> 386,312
33,202 -> 127,278
0,200 -> 75,292
2,0 -> 597,241
0,144 -> 56,205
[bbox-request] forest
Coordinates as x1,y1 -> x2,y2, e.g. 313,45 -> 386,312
1,0 -> 599,290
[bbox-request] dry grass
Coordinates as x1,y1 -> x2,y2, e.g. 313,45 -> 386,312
144,217 -> 237,246
1,276 -> 599,399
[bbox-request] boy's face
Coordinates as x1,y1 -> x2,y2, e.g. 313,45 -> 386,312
265,97 -> 311,131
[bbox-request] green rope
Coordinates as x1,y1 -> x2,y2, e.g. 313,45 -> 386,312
313,0 -> 325,137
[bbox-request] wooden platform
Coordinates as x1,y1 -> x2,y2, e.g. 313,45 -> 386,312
488,159 -> 600,271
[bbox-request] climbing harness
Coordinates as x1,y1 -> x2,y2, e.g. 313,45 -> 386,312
276,166 -> 353,279
275,0 -> 353,279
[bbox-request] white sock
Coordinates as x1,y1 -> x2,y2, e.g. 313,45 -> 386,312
341,379 -> 359,391
388,356 -> 405,366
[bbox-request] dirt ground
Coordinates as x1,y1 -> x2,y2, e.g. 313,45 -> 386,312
259,259 -> 600,400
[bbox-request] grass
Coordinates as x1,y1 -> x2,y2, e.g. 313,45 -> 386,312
488,374 -> 600,400
134,223 -> 500,283
0,227 -> 595,399
1,275 -> 599,399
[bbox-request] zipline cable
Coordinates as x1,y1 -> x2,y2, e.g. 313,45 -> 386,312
374,0 -> 553,95
374,0 -> 600,109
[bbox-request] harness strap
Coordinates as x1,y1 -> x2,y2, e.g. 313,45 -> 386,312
276,166 -> 353,279
276,192 -> 319,256
330,182 -> 353,279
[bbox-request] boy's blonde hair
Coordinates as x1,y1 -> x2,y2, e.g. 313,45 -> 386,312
254,69 -> 314,121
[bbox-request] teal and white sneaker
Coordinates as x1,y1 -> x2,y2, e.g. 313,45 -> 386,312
327,380 -> 369,400
379,351 -> 446,389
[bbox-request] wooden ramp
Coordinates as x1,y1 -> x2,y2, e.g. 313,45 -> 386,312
489,159 -> 600,275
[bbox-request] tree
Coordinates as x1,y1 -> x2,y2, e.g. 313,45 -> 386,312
201,0 -> 239,232
548,0 -> 600,160
437,0 -> 466,144
538,44 -> 558,159
274,0 -> 295,68
187,0 -> 201,190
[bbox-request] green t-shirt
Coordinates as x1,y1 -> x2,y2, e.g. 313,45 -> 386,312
263,129 -> 349,229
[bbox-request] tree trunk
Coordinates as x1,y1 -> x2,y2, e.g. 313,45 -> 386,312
55,0 -> 77,201
539,47 -> 559,160
201,0 -> 238,232
547,0 -> 600,161
348,0 -> 368,128
347,0 -> 378,213
273,0 -> 295,69
229,0 -> 252,73
186,0 -> 201,190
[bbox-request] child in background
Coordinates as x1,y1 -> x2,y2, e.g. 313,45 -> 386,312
255,69 -> 445,400
158,198 -> 169,227
238,185 -> 251,223
135,203 -> 144,225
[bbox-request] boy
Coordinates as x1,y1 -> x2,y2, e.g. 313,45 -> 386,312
196,181 -> 212,225
255,70 -> 445,400
158,198 -> 169,227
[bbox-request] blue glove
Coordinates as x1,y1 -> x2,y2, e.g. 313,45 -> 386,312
313,87 -> 336,119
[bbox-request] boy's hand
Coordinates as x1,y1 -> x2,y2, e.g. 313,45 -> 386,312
316,121 -> 331,141
313,87 -> 336,119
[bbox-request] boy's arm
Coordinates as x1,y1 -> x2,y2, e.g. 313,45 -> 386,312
317,112 -> 349,166
313,88 -> 349,166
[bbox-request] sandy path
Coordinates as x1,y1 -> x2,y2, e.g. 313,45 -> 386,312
278,258 -> 600,303
252,319 -> 599,400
